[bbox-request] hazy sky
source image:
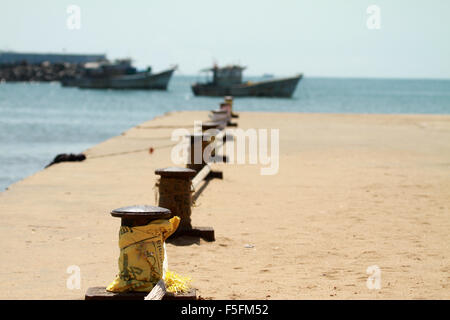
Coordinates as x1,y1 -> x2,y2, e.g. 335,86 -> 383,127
1,0 -> 449,78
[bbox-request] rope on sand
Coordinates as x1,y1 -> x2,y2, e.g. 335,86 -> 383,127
87,142 -> 177,159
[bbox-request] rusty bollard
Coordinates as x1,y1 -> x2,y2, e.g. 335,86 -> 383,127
155,167 -> 196,232
220,102 -> 232,119
201,121 -> 230,163
186,132 -> 213,172
85,205 -> 197,300
155,167 -> 215,242
219,104 -> 238,127
224,95 -> 239,118
209,109 -> 229,125
201,121 -> 224,132
201,121 -> 221,158
111,204 -> 171,227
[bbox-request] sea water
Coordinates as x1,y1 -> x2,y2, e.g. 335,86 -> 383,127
1,76 -> 449,190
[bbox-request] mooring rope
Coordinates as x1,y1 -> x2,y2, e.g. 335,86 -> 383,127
87,142 -> 177,159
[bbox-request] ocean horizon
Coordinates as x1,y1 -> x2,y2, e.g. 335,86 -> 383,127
1,75 -> 450,191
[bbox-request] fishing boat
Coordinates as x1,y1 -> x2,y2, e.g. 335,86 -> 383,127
61,59 -> 176,90
191,65 -> 302,98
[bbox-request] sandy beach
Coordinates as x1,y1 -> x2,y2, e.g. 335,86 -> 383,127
1,111 -> 449,300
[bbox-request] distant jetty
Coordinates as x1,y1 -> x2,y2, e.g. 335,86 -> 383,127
0,51 -> 106,82
0,51 -> 106,65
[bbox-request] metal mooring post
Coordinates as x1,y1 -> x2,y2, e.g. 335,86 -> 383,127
218,104 -> 238,127
209,109 -> 229,126
224,96 -> 239,118
201,121 -> 230,163
85,205 -> 197,300
201,121 -> 224,132
186,132 -> 213,172
155,167 -> 196,232
112,204 -> 171,227
155,167 -> 215,242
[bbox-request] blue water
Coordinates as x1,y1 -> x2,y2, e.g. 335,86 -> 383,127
1,76 -> 450,190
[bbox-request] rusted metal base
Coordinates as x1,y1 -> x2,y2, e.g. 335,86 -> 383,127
174,226 -> 215,242
227,121 -> 238,127
85,287 -> 197,300
207,170 -> 224,179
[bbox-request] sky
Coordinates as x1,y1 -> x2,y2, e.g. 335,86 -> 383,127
0,0 -> 449,78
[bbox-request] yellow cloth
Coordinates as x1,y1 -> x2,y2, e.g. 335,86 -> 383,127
106,216 -> 180,293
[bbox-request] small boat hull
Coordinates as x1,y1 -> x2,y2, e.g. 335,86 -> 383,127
62,68 -> 175,90
192,74 -> 302,98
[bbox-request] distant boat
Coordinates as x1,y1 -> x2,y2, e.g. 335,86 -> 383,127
191,65 -> 302,98
62,59 -> 176,90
